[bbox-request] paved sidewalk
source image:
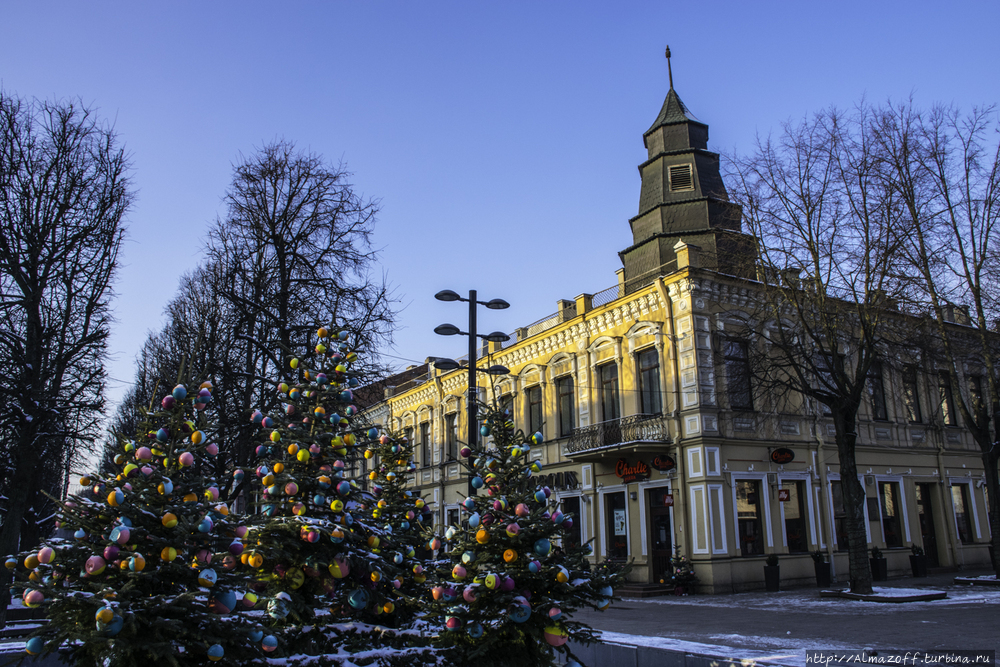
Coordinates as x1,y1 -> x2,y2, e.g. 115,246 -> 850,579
571,569 -> 1000,666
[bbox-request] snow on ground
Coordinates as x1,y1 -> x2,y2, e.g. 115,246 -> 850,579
597,629 -> 845,667
620,584 -> 1000,614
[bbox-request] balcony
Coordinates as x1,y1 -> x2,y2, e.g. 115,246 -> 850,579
566,413 -> 672,457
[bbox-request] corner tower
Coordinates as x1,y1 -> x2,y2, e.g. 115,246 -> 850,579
619,47 -> 753,293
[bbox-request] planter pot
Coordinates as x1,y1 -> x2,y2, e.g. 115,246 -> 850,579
909,554 -> 928,578
814,560 -> 832,587
764,565 -> 780,592
870,557 -> 887,582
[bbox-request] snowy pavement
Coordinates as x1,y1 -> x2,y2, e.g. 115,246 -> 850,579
572,570 -> 1000,666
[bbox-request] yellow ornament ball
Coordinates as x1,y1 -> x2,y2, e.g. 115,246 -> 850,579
249,553 -> 264,568
80,476 -> 91,486
296,450 -> 310,463
274,462 -> 285,473
364,449 -> 375,460
161,547 -> 178,562
476,529 -> 489,544
368,471 -> 378,481
287,568 -> 305,589
262,474 -> 274,487
95,606 -> 114,624
23,554 -> 39,570
287,444 -> 299,456
270,431 -> 281,443
183,493 -> 198,503
290,358 -> 299,369
162,513 -> 178,528
330,499 -> 344,512
383,602 -> 395,614
317,327 -> 329,338
191,431 -> 203,445
504,549 -> 518,563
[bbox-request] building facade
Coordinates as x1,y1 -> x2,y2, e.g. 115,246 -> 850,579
364,79 -> 993,593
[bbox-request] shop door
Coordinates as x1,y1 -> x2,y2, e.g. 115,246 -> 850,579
647,488 -> 673,584
916,483 -> 939,567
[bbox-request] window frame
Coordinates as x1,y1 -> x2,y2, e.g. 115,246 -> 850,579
867,360 -> 888,422
598,361 -> 620,422
723,338 -> 753,411
939,373 -> 958,426
526,384 -> 543,436
444,412 -> 458,461
556,375 -> 575,438
637,347 -> 662,415
419,421 -> 430,468
902,366 -> 922,423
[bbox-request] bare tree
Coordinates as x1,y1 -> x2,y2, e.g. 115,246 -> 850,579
728,105 -> 910,593
874,101 -> 1000,575
204,140 -> 395,467
0,93 -> 131,623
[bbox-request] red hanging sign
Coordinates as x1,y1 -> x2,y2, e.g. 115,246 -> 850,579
615,458 -> 650,483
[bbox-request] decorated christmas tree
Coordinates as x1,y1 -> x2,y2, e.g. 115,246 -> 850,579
425,405 -> 628,667
10,378 -> 265,667
243,326 -> 437,662
362,429 -> 436,624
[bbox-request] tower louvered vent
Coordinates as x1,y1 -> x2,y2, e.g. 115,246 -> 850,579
669,164 -> 694,192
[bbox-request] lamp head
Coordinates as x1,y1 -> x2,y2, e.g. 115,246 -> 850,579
434,290 -> 462,302
485,298 -> 510,310
433,323 -> 461,336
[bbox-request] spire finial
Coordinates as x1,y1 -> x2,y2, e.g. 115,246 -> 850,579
665,45 -> 673,89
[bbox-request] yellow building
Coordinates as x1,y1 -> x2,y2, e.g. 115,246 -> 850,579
364,77 -> 993,593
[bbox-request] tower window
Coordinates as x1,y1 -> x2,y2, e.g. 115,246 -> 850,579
669,164 -> 694,192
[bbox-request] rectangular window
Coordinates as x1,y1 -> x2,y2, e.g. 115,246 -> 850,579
404,427 -> 414,452
420,422 -> 430,467
444,413 -> 458,461
637,348 -> 662,415
879,482 -> 903,548
735,480 -> 765,556
556,375 -> 575,437
902,367 -> 922,423
599,362 -> 620,422
527,385 -> 543,435
498,393 -> 513,419
724,339 -> 753,410
868,361 -> 888,421
830,481 -> 849,550
782,480 -> 809,553
605,492 -> 627,560
561,497 -> 582,548
952,484 -> 973,544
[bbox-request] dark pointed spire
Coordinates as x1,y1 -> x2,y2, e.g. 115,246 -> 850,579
666,44 -> 673,90
645,47 -> 702,136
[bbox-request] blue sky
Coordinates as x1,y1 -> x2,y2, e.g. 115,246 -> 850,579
2,2 -> 998,411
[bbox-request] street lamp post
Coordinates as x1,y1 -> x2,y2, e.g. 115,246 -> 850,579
434,289 -> 510,495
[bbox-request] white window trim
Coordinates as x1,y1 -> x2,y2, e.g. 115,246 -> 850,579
637,479 -> 673,557
705,446 -> 721,477
729,473 -> 774,551
948,478 -> 982,542
687,447 -> 704,479
599,487 -> 629,559
554,491 -> 589,547
708,483 -> 727,554
875,475 -> 911,545
689,483 -> 709,555
777,473 -> 816,549
826,473 -> 872,546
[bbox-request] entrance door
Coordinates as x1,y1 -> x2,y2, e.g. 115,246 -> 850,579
647,488 -> 673,584
916,483 -> 939,567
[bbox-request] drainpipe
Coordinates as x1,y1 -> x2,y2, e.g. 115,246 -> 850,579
814,417 -> 837,581
656,277 -> 687,556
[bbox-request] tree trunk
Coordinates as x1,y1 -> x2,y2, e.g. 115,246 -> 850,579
981,448 -> 1000,577
0,451 -> 37,627
834,409 -> 873,594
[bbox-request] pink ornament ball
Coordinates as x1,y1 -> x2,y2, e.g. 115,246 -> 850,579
37,547 -> 54,564
206,443 -> 219,456
179,452 -> 195,467
136,447 -> 152,461
234,525 -> 248,539
23,590 -> 44,608
85,555 -> 106,575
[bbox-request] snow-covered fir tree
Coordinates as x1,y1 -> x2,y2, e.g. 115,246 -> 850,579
10,379 -> 264,667
425,404 -> 628,667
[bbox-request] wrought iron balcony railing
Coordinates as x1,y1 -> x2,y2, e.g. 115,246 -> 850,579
566,413 -> 671,454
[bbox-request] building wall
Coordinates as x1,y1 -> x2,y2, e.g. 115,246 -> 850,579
367,263 -> 993,592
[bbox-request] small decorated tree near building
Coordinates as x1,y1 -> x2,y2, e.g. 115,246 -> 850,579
10,379 -> 264,666
426,404 -> 628,667
243,326 -> 436,662
362,428 -> 436,622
